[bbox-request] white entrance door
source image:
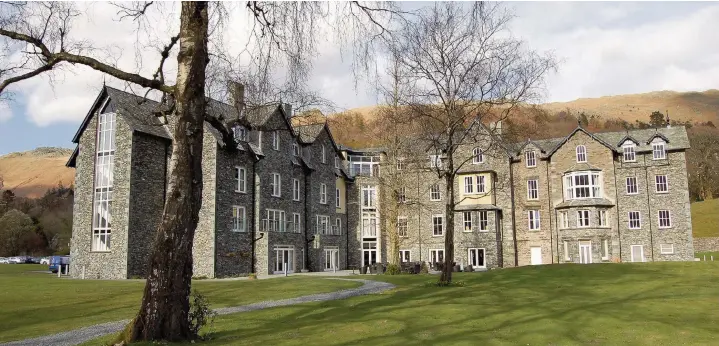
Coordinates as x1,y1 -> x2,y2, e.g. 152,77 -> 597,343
631,245 -> 644,262
325,248 -> 339,271
362,241 -> 377,268
274,247 -> 295,274
579,241 -> 592,264
530,247 -> 542,265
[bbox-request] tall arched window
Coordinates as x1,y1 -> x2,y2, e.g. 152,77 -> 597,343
576,145 -> 587,163
472,147 -> 483,164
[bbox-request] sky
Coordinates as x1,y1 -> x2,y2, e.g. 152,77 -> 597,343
1,1 -> 718,155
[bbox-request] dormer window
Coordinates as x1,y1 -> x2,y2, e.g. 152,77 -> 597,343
334,156 -> 339,169
623,143 -> 636,162
429,155 -> 442,168
232,125 -> 247,142
576,145 -> 587,163
472,147 -> 484,164
652,142 -> 666,160
292,142 -> 300,157
525,151 -> 536,168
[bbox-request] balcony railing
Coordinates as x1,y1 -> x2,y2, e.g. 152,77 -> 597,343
262,219 -> 301,233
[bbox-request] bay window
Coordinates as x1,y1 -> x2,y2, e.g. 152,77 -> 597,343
564,171 -> 602,200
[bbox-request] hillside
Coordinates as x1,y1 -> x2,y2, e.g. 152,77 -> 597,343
691,199 -> 719,238
0,147 -> 75,198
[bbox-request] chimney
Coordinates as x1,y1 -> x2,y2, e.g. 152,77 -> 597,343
495,120 -> 502,136
228,81 -> 245,120
283,103 -> 293,118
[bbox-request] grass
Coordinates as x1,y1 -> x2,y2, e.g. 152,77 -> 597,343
90,262 -> 719,345
0,265 -> 360,343
695,251 -> 719,260
691,199 -> 719,238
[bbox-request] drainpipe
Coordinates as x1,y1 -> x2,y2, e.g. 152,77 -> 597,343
613,154 -> 622,261
345,178 -> 350,269
643,154 -> 655,261
545,159 -> 555,263
303,166 -> 311,271
509,157 -> 518,266
250,158 -> 257,273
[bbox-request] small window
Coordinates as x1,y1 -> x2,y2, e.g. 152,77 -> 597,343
429,155 -> 442,168
320,184 -> 328,204
316,215 -> 330,234
399,250 -> 411,262
472,147 -> 484,164
623,144 -> 636,162
272,131 -> 280,150
478,211 -> 489,231
232,125 -> 247,142
397,187 -> 407,203
576,145 -> 587,163
476,175 -> 486,193
527,179 -> 538,200
292,213 -> 301,233
658,210 -> 671,228
525,151 -> 536,167
577,210 -> 590,227
598,210 -> 608,227
432,215 -> 444,236
321,145 -> 326,164
560,211 -> 568,229
397,217 -> 408,237
335,188 -> 340,208
292,142 -> 300,157
628,211 -> 641,229
271,173 -> 281,197
334,156 -> 339,169
231,206 -> 246,232
463,212 -> 473,232
396,158 -> 404,171
601,239 -> 609,260
660,243 -> 674,254
652,143 -> 666,160
626,177 -> 638,195
293,179 -> 300,201
655,175 -> 668,193
430,184 -> 441,201
334,218 -> 342,235
235,167 -> 247,193
464,176 -> 474,194
528,210 -> 540,230
563,241 -> 570,261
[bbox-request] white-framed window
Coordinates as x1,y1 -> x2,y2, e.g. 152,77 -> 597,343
333,218 -> 342,235
564,171 -> 602,199
658,210 -> 671,228
232,125 -> 247,142
231,206 -> 246,232
92,111 -> 116,252
631,244 -> 645,262
655,175 -> 668,193
399,250 -> 411,263
623,144 -> 636,162
266,209 -> 285,232
292,179 -> 300,201
336,188 -> 340,208
652,142 -> 666,160
316,215 -> 330,234
468,248 -> 486,268
528,210 -> 540,230
321,145 -> 327,164
527,179 -> 538,200
577,210 -> 590,227
598,210 -> 608,227
397,217 -> 408,237
320,183 -> 328,204
235,167 -> 247,193
476,175 -> 486,193
472,147 -> 484,164
479,211 -> 489,231
272,131 -> 280,150
576,145 -> 587,163
334,156 -> 339,169
396,158 -> 404,171
397,187 -> 407,203
601,239 -> 609,260
432,215 -> 444,236
628,211 -> 641,229
292,213 -> 301,233
292,142 -> 300,157
429,249 -> 445,263
271,173 -> 281,197
626,177 -> 638,195
361,185 -> 376,208
361,212 -> 378,237
257,130 -> 263,149
464,176 -> 474,194
324,247 -> 339,270
660,243 -> 674,254
430,184 -> 441,201
525,151 -> 536,167
563,241 -> 570,261
560,211 -> 568,229
429,154 -> 442,168
463,211 -> 473,232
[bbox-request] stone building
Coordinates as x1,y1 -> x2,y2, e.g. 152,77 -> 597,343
67,86 -> 694,279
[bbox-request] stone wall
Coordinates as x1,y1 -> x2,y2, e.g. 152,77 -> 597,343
693,237 -> 719,252
192,127 -> 218,278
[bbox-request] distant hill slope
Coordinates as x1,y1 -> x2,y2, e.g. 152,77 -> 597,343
0,147 -> 75,198
691,199 -> 719,238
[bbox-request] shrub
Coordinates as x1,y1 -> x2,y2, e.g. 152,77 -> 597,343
419,262 -> 429,274
429,280 -> 466,287
248,273 -> 258,280
188,289 -> 217,339
385,263 -> 401,275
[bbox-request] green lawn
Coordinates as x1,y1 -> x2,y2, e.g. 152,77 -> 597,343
691,199 -> 719,237
94,262 -> 719,345
0,265 -> 360,343
695,251 -> 719,260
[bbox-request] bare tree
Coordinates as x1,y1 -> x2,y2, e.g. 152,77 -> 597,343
0,1 -> 399,341
392,2 -> 556,283
687,126 -> 719,201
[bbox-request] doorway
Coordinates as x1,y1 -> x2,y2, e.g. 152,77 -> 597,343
530,246 -> 542,265
274,246 -> 295,274
631,245 -> 644,262
579,241 -> 592,264
362,241 -> 377,268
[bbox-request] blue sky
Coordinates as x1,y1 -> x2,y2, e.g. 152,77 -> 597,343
1,1 -> 718,156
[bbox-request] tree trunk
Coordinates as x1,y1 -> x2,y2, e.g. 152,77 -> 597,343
123,2 -> 209,342
440,172 -> 454,283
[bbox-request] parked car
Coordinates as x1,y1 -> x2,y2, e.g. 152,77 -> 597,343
8,257 -> 23,264
0,257 -> 8,264
40,257 -> 50,265
49,256 -> 70,273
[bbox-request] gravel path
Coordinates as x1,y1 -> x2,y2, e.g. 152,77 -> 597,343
2,278 -> 394,346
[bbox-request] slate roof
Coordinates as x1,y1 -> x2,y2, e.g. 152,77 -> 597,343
594,127 -> 689,152
555,198 -> 615,209
293,123 -> 325,144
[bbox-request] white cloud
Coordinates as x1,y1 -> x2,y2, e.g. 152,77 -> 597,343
0,102 -> 12,122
